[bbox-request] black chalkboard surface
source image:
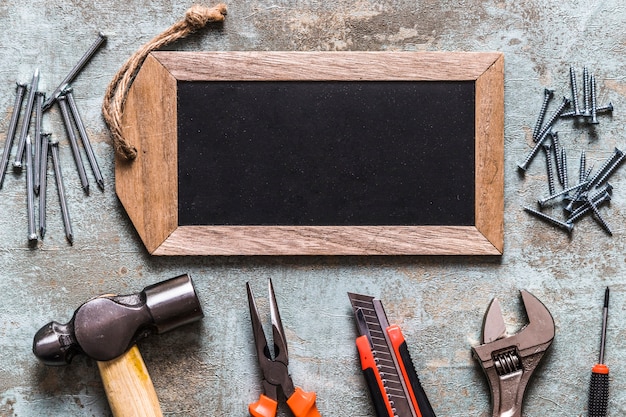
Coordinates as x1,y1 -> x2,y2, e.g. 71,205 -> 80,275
178,81 -> 475,227
116,51 -> 504,255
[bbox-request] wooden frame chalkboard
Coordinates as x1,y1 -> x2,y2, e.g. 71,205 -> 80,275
116,51 -> 503,255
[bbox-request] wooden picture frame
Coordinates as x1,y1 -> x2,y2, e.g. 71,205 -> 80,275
116,51 -> 504,255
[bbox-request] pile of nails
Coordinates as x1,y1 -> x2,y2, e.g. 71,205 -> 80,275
0,32 -> 107,246
518,66 -> 623,236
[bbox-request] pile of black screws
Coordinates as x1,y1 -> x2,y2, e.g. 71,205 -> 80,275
0,32 -> 107,246
518,66 -> 622,235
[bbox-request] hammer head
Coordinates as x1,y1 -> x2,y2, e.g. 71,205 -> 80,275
33,274 -> 204,365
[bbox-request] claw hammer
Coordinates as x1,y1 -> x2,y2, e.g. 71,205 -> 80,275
32,274 -> 204,417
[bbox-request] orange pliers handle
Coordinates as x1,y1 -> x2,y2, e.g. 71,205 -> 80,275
250,388 -> 321,417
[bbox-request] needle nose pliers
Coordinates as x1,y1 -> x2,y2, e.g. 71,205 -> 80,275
247,280 -> 321,417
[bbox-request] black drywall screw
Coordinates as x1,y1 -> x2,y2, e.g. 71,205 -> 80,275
588,148 -> 624,188
57,94 -> 89,193
569,66 -> 581,116
593,151 -> 625,187
538,180 -> 589,208
590,75 -> 599,125
524,206 -> 574,234
543,143 -> 556,195
561,103 -> 613,118
13,68 -> 39,171
50,139 -> 73,244
551,132 -> 564,185
64,88 -> 104,191
567,186 -> 612,223
587,195 -> 613,235
519,98 -> 570,171
580,150 -> 587,183
533,88 -> 554,141
0,82 -> 27,189
43,32 -> 107,111
583,67 -> 591,117
561,148 -> 569,190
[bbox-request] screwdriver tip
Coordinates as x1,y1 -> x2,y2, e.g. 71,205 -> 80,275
604,287 -> 610,308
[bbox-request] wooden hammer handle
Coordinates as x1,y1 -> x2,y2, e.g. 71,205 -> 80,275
97,345 -> 163,417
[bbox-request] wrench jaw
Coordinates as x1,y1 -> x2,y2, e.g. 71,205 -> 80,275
471,290 -> 555,417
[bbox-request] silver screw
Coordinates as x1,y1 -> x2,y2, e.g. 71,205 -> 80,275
533,88 -> 554,141
0,82 -> 27,189
561,147 -> 569,190
550,132 -> 564,185
569,67 -> 581,116
524,206 -> 574,234
42,32 -> 107,111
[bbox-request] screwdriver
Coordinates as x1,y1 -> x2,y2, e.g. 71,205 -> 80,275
588,287 -> 610,417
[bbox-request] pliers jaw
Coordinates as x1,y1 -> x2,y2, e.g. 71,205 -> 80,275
472,290 -> 555,417
247,280 -> 296,402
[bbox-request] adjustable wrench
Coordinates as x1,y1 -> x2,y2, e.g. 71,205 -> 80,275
472,290 -> 555,417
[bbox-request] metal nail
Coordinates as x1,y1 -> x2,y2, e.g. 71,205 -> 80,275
57,94 -> 89,193
33,92 -> 45,195
50,140 -> 73,244
0,82 -> 27,189
13,68 -> 40,171
533,88 -> 554,141
569,67 -> 581,116
25,135 -> 37,244
39,133 -> 51,238
537,180 -> 589,208
64,88 -> 104,190
42,32 -> 107,111
524,206 -> 574,234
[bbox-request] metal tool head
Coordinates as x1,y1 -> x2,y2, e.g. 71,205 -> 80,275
472,290 -> 555,417
247,280 -> 295,401
33,274 -> 204,365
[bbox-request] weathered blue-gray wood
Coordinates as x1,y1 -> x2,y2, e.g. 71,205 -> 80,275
1,1 -> 626,416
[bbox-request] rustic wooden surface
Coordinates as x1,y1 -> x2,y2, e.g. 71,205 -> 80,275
1,1 -> 626,416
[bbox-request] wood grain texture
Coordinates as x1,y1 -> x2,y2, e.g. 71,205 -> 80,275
475,53 -> 505,253
115,54 -> 178,254
154,225 -> 502,255
117,51 -> 504,255
97,345 -> 163,417
151,51 -> 504,81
